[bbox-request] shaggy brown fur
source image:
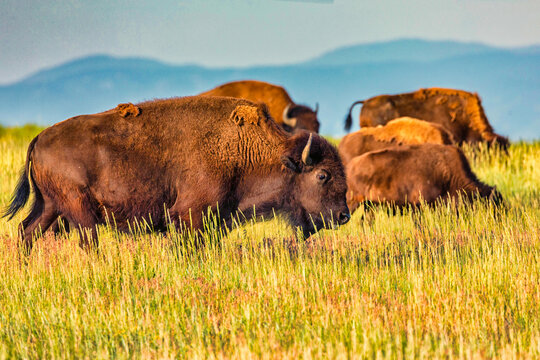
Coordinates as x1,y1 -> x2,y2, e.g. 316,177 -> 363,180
3,96 -> 349,252
116,103 -> 140,117
345,144 -> 502,212
338,117 -> 455,166
200,80 -> 320,133
344,88 -> 508,149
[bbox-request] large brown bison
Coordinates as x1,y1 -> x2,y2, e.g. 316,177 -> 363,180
346,144 -> 502,212
338,117 -> 455,166
344,88 -> 508,148
3,96 -> 349,252
200,80 -> 320,133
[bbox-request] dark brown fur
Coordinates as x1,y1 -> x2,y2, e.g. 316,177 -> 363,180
338,117 -> 455,166
344,88 -> 509,149
346,144 -> 502,212
3,96 -> 348,252
200,80 -> 320,133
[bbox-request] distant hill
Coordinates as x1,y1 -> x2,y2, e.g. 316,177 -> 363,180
306,38 -> 540,66
305,39 -> 499,66
1,39 -> 539,140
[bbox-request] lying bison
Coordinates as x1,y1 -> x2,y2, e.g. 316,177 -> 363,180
346,144 -> 502,212
338,117 -> 455,166
344,88 -> 508,148
3,96 -> 349,252
200,80 -> 320,133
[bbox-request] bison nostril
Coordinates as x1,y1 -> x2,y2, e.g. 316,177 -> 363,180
338,212 -> 351,225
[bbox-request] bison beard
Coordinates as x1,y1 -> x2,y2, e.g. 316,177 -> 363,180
2,96 -> 349,253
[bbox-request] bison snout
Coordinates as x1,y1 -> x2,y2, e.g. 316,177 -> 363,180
337,211 -> 351,225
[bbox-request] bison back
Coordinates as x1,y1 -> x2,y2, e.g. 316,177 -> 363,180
28,96 -> 287,228
200,80 -> 293,125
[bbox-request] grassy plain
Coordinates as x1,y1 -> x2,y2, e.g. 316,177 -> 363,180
0,125 -> 538,359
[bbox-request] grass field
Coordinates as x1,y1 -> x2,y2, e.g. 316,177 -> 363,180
0,126 -> 539,359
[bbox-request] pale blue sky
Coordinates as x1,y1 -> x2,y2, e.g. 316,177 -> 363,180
1,0 -> 539,84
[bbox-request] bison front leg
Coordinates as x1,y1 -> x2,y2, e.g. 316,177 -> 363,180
169,180 -> 230,243
165,206 -> 210,248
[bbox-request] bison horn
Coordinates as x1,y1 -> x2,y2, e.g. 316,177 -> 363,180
282,104 -> 297,128
301,133 -> 313,166
314,103 -> 319,114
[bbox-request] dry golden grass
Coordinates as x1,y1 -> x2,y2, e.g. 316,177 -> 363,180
0,127 -> 538,359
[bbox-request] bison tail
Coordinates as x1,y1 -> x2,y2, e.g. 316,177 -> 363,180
2,136 -> 39,220
344,100 -> 364,132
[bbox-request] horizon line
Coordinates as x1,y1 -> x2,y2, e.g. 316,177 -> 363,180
2,37 -> 539,87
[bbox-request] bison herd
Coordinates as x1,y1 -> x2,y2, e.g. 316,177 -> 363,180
3,80 -> 507,252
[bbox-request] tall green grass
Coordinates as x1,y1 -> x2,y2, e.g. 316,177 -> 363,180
0,129 -> 538,359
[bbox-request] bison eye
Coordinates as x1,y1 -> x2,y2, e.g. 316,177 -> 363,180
316,171 -> 329,183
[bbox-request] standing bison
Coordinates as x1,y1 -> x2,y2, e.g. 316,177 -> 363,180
346,144 -> 502,212
344,88 -> 508,148
200,80 -> 320,133
3,96 -> 349,251
338,117 -> 455,165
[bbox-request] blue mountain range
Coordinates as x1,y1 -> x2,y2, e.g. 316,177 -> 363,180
1,39 -> 539,139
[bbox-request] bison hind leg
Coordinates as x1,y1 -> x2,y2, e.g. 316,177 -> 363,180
61,197 -> 101,251
63,213 -> 99,251
76,226 -> 99,252
50,216 -> 71,237
18,194 -> 59,255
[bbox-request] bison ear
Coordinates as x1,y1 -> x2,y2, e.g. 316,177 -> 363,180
281,156 -> 300,173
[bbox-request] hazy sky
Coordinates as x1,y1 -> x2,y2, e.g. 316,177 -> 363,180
1,0 -> 539,84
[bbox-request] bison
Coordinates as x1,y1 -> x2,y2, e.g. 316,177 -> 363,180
3,96 -> 349,252
344,88 -> 509,149
338,117 -> 455,166
199,80 -> 320,133
345,144 -> 502,212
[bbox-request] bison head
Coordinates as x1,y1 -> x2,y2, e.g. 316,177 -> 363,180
282,103 -> 320,133
280,132 -> 350,238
